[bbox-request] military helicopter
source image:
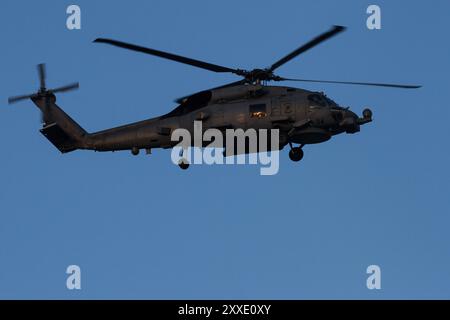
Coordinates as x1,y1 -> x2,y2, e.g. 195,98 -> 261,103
8,26 -> 420,169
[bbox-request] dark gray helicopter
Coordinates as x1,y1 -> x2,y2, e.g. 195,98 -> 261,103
8,26 -> 420,169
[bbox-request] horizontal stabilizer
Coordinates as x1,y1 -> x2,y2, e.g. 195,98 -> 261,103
40,123 -> 78,153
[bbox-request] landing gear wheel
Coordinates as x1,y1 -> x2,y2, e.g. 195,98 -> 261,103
289,147 -> 304,162
178,159 -> 190,170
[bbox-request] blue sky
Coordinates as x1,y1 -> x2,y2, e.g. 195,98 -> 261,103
0,0 -> 449,299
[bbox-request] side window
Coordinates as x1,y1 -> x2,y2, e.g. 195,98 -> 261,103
249,103 -> 267,118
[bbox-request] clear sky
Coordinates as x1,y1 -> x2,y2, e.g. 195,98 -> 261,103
1,0 -> 449,299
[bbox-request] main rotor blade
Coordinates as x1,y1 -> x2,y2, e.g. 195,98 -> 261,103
8,93 -> 35,104
278,77 -> 421,89
174,80 -> 246,104
269,25 -> 346,72
49,82 -> 79,93
37,63 -> 46,90
94,38 -> 239,74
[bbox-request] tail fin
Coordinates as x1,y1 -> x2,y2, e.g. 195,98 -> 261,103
32,95 -> 87,153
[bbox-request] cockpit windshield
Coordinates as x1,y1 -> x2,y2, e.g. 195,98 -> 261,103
307,93 -> 327,107
308,93 -> 342,109
324,96 -> 339,108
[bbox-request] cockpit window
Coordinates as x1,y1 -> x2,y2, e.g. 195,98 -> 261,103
308,93 -> 342,109
307,94 -> 326,107
325,97 -> 338,107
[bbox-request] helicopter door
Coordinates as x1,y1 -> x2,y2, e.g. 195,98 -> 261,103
271,97 -> 295,121
198,105 -> 224,131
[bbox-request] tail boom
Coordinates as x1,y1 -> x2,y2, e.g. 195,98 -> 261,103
31,95 -> 87,153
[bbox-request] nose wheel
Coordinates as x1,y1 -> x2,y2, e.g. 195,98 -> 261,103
288,143 -> 304,162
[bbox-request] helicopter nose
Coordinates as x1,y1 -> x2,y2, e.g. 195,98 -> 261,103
339,110 -> 360,133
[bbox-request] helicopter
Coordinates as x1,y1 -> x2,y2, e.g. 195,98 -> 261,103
8,25 -> 420,170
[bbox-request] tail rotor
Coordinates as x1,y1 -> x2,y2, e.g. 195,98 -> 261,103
8,63 -> 79,124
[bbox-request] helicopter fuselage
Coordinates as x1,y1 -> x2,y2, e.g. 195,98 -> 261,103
78,85 -> 372,154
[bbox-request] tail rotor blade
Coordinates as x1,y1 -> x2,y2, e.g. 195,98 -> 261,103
8,93 -> 35,104
37,63 -> 46,90
50,82 -> 79,94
